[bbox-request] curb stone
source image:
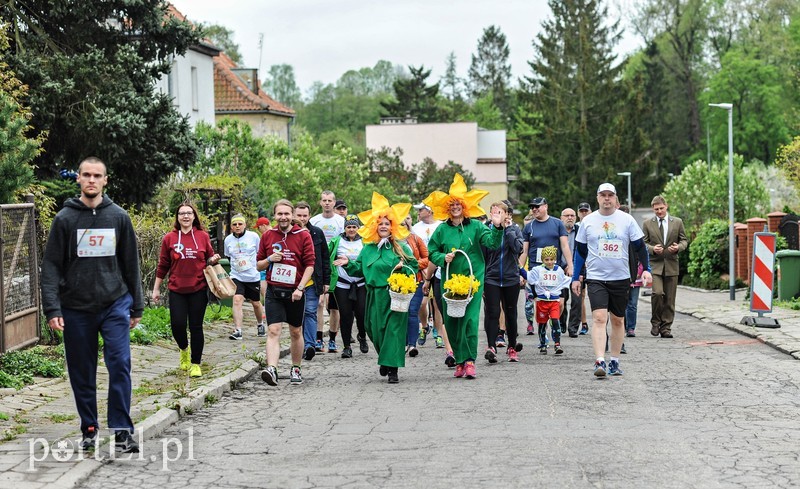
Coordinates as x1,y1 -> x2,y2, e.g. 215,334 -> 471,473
49,347 -> 288,489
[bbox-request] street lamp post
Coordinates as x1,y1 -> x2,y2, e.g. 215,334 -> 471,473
709,102 -> 735,300
617,171 -> 631,208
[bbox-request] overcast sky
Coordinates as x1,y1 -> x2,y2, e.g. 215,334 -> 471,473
170,0 -> 642,96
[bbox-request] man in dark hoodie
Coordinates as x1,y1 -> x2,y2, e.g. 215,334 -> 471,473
41,156 -> 144,453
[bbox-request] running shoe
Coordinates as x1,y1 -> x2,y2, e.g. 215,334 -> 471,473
526,323 -> 534,335
594,360 -> 607,378
358,335 -> 369,354
115,430 -> 140,453
290,366 -> 303,384
579,323 -> 589,335
179,348 -> 190,371
554,343 -> 563,355
304,346 -> 316,361
408,346 -> 419,357
229,329 -> 242,340
434,336 -> 444,349
315,339 -> 324,352
464,362 -> 477,379
484,346 -> 497,364
341,347 -> 353,358
189,364 -> 202,377
257,323 -> 266,337
454,363 -> 465,378
507,347 -> 519,362
626,329 -> 636,337
538,343 -> 547,354
261,366 -> 278,386
444,351 -> 456,367
387,368 -> 399,384
621,344 -> 627,355
608,359 -> 623,376
328,340 -> 338,353
418,324 -> 429,345
495,334 -> 506,348
80,426 -> 98,451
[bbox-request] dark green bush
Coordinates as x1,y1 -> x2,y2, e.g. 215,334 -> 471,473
686,219 -> 730,288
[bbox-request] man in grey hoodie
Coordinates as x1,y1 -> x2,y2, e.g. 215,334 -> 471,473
41,157 -> 144,453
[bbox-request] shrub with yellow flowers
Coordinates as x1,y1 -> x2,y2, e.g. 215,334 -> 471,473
443,274 -> 480,300
387,272 -> 418,295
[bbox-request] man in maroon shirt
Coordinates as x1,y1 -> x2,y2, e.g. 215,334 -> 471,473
256,199 -> 316,386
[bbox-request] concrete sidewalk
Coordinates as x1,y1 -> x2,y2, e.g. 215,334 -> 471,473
640,285 -> 800,360
0,314 -> 293,489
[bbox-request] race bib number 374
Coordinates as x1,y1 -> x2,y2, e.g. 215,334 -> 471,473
77,229 -> 117,257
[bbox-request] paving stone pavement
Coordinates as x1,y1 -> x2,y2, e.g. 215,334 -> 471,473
78,289 -> 800,489
3,286 -> 799,488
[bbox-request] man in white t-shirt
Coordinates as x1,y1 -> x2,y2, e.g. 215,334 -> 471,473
572,183 -> 652,378
224,214 -> 265,340
310,190 -> 344,352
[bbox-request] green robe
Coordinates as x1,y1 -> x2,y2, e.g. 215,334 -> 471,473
428,220 -> 502,363
345,242 -> 418,368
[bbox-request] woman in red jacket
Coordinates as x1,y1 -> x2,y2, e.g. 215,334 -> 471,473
152,203 -> 220,378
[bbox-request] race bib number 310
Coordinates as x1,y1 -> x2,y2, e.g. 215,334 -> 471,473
77,229 -> 117,257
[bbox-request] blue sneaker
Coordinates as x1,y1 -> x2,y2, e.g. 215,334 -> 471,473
418,324 -> 429,345
608,359 -> 623,376
594,360 -> 607,377
579,323 -> 589,335
315,340 -> 324,352
328,340 -> 338,353
495,334 -> 506,348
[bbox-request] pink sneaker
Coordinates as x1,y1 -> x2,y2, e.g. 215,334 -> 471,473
454,363 -> 465,378
507,347 -> 519,362
465,361 -> 476,379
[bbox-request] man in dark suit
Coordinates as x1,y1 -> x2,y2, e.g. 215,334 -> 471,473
642,195 -> 688,338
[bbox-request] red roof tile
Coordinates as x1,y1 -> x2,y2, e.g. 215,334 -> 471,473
213,52 -> 295,117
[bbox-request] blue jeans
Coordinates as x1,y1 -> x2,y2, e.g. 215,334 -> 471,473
302,286 -> 320,349
626,286 -> 640,331
62,293 -> 134,434
405,284 -> 424,346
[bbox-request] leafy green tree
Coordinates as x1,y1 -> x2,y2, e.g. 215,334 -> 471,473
0,25 -> 41,204
662,158 -> 770,238
202,23 -> 242,64
2,0 -> 201,206
381,65 -> 442,122
468,25 -> 512,119
440,52 -> 469,121
776,135 -> 800,189
411,159 -> 475,203
263,64 -> 302,108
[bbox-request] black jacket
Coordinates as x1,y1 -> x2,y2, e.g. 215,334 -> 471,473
306,223 -> 331,294
41,196 -> 144,319
483,224 -> 524,287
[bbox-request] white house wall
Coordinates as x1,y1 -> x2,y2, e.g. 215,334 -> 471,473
156,49 -> 216,127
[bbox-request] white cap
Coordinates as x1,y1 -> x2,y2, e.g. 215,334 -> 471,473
597,183 -> 616,194
413,203 -> 431,211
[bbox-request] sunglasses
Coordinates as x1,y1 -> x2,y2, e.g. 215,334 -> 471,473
529,205 -> 541,210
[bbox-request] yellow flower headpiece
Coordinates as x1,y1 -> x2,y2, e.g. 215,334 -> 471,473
357,192 -> 411,243
422,173 -> 489,221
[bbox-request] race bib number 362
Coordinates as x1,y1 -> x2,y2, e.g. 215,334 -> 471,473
598,238 -> 623,259
77,229 -> 117,257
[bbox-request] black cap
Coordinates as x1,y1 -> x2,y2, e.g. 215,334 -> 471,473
334,200 -> 347,209
529,197 -> 547,208
578,202 -> 591,211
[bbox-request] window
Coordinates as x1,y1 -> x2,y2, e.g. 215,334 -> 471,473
191,67 -> 199,111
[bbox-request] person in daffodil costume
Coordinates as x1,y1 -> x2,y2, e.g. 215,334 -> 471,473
335,192 -> 418,384
424,174 -> 505,379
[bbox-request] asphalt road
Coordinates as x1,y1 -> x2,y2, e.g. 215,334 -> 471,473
83,308 -> 800,488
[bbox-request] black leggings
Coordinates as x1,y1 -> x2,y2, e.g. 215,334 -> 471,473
483,283 -> 521,348
334,285 -> 366,346
169,289 -> 208,364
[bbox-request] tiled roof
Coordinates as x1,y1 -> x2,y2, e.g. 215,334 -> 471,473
213,52 -> 295,117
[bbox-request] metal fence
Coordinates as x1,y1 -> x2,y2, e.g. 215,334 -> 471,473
0,202 -> 40,353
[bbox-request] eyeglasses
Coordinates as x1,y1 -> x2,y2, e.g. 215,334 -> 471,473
178,211 -> 194,216
231,222 -> 244,226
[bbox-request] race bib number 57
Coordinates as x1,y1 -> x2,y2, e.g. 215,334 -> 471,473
77,229 -> 117,257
